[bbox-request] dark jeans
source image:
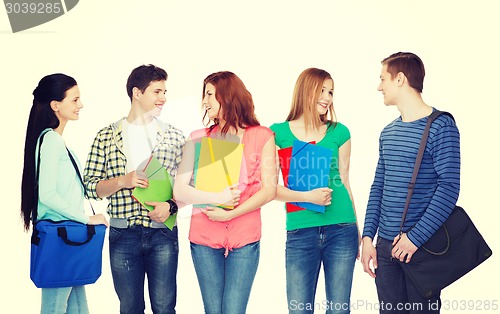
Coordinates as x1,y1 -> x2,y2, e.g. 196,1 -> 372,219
375,237 -> 441,314
109,225 -> 179,314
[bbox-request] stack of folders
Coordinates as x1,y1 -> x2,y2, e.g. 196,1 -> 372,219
132,155 -> 177,230
278,140 -> 333,213
193,137 -> 244,210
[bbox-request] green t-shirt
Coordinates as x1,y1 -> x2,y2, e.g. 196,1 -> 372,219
270,121 -> 356,230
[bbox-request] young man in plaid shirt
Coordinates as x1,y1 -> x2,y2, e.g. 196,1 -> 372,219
84,64 -> 185,314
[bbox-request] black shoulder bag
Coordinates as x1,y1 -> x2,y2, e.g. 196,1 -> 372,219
398,110 -> 492,299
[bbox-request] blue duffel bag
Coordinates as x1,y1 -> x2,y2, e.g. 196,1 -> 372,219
30,220 -> 106,288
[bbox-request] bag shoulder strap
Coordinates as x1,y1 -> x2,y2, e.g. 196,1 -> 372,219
33,130 -> 95,224
65,148 -> 96,215
32,130 -> 50,223
398,110 -> 455,233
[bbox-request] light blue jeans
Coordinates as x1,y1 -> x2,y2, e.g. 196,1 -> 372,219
190,241 -> 260,314
286,223 -> 358,314
41,286 -> 88,314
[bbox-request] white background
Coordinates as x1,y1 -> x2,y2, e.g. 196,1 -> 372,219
1,1 -> 499,313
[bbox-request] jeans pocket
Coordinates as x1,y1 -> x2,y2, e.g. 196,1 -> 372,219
159,227 -> 178,241
286,229 -> 299,235
108,227 -> 123,243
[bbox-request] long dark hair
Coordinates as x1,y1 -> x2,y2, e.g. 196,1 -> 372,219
21,74 -> 77,231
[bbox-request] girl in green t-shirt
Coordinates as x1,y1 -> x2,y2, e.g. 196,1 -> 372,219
270,68 -> 360,313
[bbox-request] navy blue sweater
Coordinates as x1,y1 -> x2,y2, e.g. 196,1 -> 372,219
362,111 -> 460,247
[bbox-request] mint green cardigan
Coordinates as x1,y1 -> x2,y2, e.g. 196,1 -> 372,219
35,129 -> 88,224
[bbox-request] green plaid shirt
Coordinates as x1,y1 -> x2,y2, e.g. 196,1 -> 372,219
83,118 -> 185,227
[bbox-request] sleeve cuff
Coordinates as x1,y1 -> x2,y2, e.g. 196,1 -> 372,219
86,180 -> 103,200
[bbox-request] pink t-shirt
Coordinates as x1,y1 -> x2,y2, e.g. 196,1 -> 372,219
188,125 -> 274,255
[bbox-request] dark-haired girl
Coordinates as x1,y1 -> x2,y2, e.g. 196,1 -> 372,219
21,74 -> 108,314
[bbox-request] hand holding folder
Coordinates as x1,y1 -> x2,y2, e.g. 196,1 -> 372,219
132,155 -> 176,230
194,137 -> 244,209
283,140 -> 333,213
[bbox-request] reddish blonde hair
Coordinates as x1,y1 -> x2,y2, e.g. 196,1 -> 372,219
286,68 -> 336,132
202,71 -> 260,134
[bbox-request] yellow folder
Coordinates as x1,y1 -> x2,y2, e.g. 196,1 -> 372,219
195,137 -> 244,209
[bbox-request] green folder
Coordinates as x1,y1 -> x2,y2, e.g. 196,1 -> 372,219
132,155 -> 176,230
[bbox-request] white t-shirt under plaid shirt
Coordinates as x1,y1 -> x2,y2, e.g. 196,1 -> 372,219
122,118 -> 158,173
83,117 -> 185,227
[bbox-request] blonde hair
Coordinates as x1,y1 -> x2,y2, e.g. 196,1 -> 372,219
286,68 -> 336,132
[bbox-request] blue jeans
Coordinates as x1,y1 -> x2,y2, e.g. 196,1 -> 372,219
190,241 -> 260,314
375,237 -> 441,314
109,226 -> 179,314
286,223 -> 358,314
41,286 -> 88,314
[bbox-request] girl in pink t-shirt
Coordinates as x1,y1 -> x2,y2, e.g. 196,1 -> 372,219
174,71 -> 277,313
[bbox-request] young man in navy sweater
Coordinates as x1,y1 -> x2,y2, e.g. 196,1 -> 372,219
361,52 -> 460,314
